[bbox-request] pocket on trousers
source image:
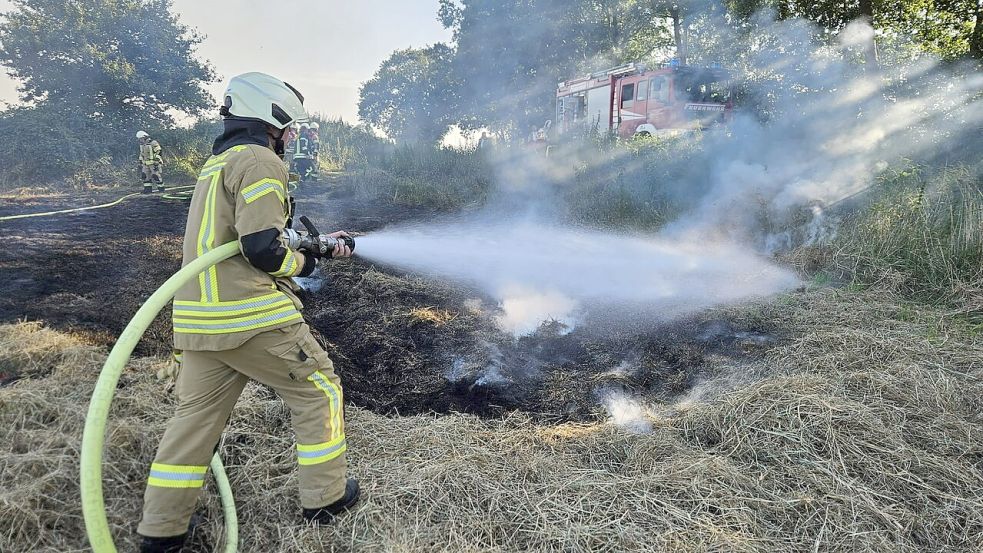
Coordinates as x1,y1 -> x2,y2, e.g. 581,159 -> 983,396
266,328 -> 334,381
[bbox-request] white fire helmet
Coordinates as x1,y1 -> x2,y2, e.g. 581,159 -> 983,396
300,123 -> 310,130
136,130 -> 149,139
220,72 -> 308,129
310,122 -> 320,131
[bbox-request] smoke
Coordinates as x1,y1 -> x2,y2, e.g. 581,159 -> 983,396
494,284 -> 579,336
598,388 -> 653,434
656,15 -> 983,247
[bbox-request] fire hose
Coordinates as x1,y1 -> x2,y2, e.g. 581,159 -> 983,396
2,170 -> 304,219
0,185 -> 198,222
80,241 -> 241,553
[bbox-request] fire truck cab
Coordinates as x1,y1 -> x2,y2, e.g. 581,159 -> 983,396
556,62 -> 734,139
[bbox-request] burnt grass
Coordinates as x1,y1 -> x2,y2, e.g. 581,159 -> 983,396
0,176 -> 784,420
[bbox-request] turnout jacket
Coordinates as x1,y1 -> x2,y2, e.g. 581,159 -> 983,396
173,123 -> 316,351
139,140 -> 163,165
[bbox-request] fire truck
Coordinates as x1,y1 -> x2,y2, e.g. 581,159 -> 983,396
555,61 -> 734,138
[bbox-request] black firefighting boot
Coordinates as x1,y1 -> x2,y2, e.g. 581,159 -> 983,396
138,533 -> 186,553
302,478 -> 360,525
157,184 -> 166,193
142,183 -> 153,194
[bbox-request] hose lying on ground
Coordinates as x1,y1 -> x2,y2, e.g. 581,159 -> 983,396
80,241 -> 241,553
160,189 -> 195,202
0,185 -> 198,222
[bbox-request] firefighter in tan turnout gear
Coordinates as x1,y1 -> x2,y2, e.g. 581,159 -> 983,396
137,72 -> 359,553
137,130 -> 165,193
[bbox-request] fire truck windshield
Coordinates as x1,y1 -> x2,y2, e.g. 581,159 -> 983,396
677,69 -> 732,104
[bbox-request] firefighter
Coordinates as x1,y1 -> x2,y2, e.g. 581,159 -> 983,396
307,121 -> 321,181
137,72 -> 358,553
284,122 -> 300,173
137,130 -> 165,193
293,123 -> 312,181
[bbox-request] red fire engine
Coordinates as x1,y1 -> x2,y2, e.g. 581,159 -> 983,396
555,62 -> 734,138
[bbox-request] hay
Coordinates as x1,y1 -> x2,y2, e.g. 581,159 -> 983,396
406,306 -> 458,326
1,288 -> 982,552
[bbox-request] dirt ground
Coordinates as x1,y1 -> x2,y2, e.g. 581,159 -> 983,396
0,175 -> 784,420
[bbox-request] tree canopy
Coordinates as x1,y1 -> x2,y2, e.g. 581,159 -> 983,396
0,0 -> 216,183
0,0 -> 216,127
358,44 -> 457,144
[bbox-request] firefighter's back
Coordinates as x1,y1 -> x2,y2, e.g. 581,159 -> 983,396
173,143 -> 304,352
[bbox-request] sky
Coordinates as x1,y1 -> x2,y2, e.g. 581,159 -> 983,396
0,0 -> 452,123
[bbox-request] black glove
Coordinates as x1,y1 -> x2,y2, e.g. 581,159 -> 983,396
298,251 -> 318,277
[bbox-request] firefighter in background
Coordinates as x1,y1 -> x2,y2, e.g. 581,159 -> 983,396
137,130 -> 165,193
284,123 -> 299,172
136,72 -> 358,553
293,123 -> 313,181
307,121 -> 321,181
477,131 -> 491,149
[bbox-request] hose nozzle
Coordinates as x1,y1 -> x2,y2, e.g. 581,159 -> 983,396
282,216 -> 355,258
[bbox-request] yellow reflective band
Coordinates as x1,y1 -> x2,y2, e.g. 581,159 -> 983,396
270,252 -> 298,277
196,172 -> 221,302
242,178 -> 285,205
202,145 -> 245,169
197,163 -> 226,180
174,304 -> 298,324
173,307 -> 302,335
151,463 -> 208,474
147,477 -> 205,489
296,436 -> 347,466
174,295 -> 294,319
327,377 -> 344,438
307,370 -> 344,441
147,463 -> 207,489
174,291 -> 289,308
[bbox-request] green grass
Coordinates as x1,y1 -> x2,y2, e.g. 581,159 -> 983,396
832,163 -> 983,303
309,116 -> 391,171
348,144 -> 492,210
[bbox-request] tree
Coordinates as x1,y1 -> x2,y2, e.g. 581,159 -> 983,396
973,0 -> 983,58
724,0 -> 980,63
0,0 -> 216,127
358,44 -> 457,144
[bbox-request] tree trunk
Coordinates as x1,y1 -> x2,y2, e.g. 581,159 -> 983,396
670,5 -> 686,65
971,0 -> 983,59
858,0 -> 880,71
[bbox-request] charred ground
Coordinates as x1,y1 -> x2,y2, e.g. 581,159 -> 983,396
0,178 -> 787,420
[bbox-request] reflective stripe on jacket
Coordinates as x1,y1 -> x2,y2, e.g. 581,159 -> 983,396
173,143 -> 309,351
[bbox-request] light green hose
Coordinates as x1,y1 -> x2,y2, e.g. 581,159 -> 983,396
0,185 -> 198,222
81,240 -> 241,553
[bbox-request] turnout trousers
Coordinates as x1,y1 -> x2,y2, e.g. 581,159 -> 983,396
138,323 -> 348,537
141,163 -> 163,185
